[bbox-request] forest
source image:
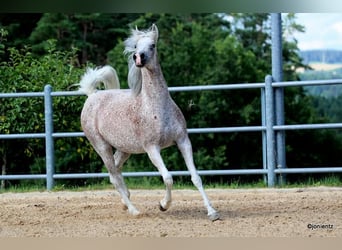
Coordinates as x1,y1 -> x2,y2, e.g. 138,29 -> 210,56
1,13 -> 342,189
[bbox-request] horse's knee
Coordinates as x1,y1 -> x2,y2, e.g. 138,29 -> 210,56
163,174 -> 173,187
191,174 -> 203,188
109,174 -> 116,185
109,172 -> 126,191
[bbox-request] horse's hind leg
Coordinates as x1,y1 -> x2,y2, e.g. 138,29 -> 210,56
177,135 -> 220,221
146,146 -> 173,211
113,150 -> 131,210
90,141 -> 140,216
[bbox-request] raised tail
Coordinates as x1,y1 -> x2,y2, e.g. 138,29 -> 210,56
78,65 -> 120,96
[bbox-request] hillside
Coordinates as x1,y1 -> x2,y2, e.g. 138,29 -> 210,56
299,67 -> 342,98
299,50 -> 342,64
298,50 -> 342,98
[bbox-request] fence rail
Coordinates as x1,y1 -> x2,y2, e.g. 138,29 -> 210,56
1,13 -> 342,190
1,77 -> 342,190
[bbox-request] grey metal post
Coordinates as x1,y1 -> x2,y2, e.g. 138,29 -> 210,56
44,85 -> 55,190
261,88 -> 267,184
265,75 -> 276,187
271,13 -> 286,185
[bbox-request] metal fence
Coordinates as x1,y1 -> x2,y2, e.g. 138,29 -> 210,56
1,13 -> 342,190
1,77 -> 342,190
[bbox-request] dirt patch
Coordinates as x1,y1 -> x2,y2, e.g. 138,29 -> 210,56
0,187 -> 341,237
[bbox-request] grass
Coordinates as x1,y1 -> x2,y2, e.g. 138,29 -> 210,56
282,175 -> 342,188
1,174 -> 341,193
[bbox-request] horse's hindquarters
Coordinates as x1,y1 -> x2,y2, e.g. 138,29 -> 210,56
81,91 -> 147,154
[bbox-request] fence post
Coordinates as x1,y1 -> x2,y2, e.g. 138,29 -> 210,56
271,13 -> 286,185
44,85 -> 55,190
265,75 -> 276,187
261,87 -> 267,184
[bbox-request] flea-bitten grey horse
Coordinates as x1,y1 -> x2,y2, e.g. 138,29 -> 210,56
79,24 -> 220,221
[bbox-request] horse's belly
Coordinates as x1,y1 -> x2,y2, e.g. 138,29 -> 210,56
108,133 -> 146,154
100,120 -> 177,154
98,119 -> 145,154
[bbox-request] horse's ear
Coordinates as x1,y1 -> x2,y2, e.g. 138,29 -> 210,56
151,24 -> 159,41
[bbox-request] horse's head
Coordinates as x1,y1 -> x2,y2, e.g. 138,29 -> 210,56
124,24 -> 159,69
124,24 -> 159,96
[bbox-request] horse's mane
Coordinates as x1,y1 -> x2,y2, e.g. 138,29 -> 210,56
124,27 -> 157,96
126,53 -> 142,96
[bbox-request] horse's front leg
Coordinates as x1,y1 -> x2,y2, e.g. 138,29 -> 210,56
177,135 -> 220,221
146,146 -> 173,211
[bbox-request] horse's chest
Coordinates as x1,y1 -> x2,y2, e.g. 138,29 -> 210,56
129,103 -> 177,144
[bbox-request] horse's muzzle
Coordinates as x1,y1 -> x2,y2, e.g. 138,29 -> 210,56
133,53 -> 145,67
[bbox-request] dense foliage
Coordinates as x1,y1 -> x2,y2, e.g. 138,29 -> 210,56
1,13 -> 341,188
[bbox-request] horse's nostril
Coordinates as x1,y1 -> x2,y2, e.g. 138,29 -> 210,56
133,54 -> 136,60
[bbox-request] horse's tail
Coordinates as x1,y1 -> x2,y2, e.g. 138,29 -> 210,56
78,65 -> 120,96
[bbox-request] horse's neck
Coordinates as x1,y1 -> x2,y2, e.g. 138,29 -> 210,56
141,64 -> 170,101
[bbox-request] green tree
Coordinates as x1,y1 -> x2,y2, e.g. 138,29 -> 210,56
29,13 -> 139,65
0,40 -> 92,188
0,13 -> 42,61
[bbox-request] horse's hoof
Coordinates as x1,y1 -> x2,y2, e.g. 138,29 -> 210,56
129,209 -> 141,217
208,211 -> 220,221
121,198 -> 128,210
159,202 -> 168,212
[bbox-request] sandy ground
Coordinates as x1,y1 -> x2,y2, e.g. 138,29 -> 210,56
0,187 -> 341,237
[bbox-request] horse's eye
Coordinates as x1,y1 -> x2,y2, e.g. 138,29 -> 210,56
150,44 -> 155,50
